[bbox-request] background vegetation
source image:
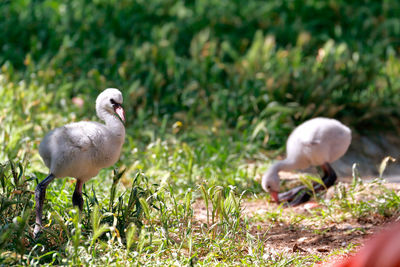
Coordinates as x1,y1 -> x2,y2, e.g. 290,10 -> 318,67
1,0 -> 400,265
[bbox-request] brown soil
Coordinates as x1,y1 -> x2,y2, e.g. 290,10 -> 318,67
192,181 -> 400,265
243,200 -> 385,263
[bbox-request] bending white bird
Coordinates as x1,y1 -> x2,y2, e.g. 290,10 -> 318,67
262,117 -> 351,206
34,88 -> 125,237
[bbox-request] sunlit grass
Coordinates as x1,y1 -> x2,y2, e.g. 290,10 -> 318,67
1,141 -> 400,265
1,81 -> 400,265
2,1 -> 400,264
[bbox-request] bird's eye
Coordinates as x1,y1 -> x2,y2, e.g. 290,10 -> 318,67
267,185 -> 271,189
110,99 -> 116,105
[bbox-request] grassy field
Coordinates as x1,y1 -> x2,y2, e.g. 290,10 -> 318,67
1,0 -> 400,265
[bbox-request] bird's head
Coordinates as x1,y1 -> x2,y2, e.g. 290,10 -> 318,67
261,167 -> 280,203
96,88 -> 125,123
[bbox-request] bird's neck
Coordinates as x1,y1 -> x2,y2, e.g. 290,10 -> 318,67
99,110 -> 125,140
273,159 -> 299,173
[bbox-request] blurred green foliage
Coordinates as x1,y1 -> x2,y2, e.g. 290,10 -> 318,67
1,0 -> 400,147
2,1 -> 400,265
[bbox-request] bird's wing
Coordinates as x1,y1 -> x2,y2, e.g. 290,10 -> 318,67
293,125 -> 322,147
287,125 -> 327,166
62,122 -> 104,151
295,123 -> 349,164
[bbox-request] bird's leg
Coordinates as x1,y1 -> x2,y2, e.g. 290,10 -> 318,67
286,163 -> 338,206
34,173 -> 56,238
286,189 -> 313,206
309,163 -> 337,193
72,180 -> 84,212
320,163 -> 337,189
279,185 -> 313,207
278,185 -> 308,202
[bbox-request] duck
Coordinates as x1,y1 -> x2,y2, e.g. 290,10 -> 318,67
262,117 -> 351,206
34,88 -> 125,237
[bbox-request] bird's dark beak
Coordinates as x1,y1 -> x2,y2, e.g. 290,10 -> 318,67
269,190 -> 279,203
113,104 -> 125,122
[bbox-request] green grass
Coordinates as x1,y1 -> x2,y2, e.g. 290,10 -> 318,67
2,0 -> 400,265
3,162 -> 398,266
1,87 -> 400,265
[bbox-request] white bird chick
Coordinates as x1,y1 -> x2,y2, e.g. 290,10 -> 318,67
34,88 -> 126,238
262,117 -> 351,206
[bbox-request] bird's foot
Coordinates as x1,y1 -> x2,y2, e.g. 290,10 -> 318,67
278,165 -> 337,207
72,180 -> 84,212
278,185 -> 313,206
33,224 -> 42,239
278,185 -> 308,202
72,190 -> 83,212
286,191 -> 312,206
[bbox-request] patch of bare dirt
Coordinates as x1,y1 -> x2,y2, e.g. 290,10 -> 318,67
192,182 -> 400,264
243,199 -> 383,255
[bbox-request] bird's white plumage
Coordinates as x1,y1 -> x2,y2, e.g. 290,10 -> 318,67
39,88 -> 125,182
262,117 -> 351,193
286,117 -> 351,168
